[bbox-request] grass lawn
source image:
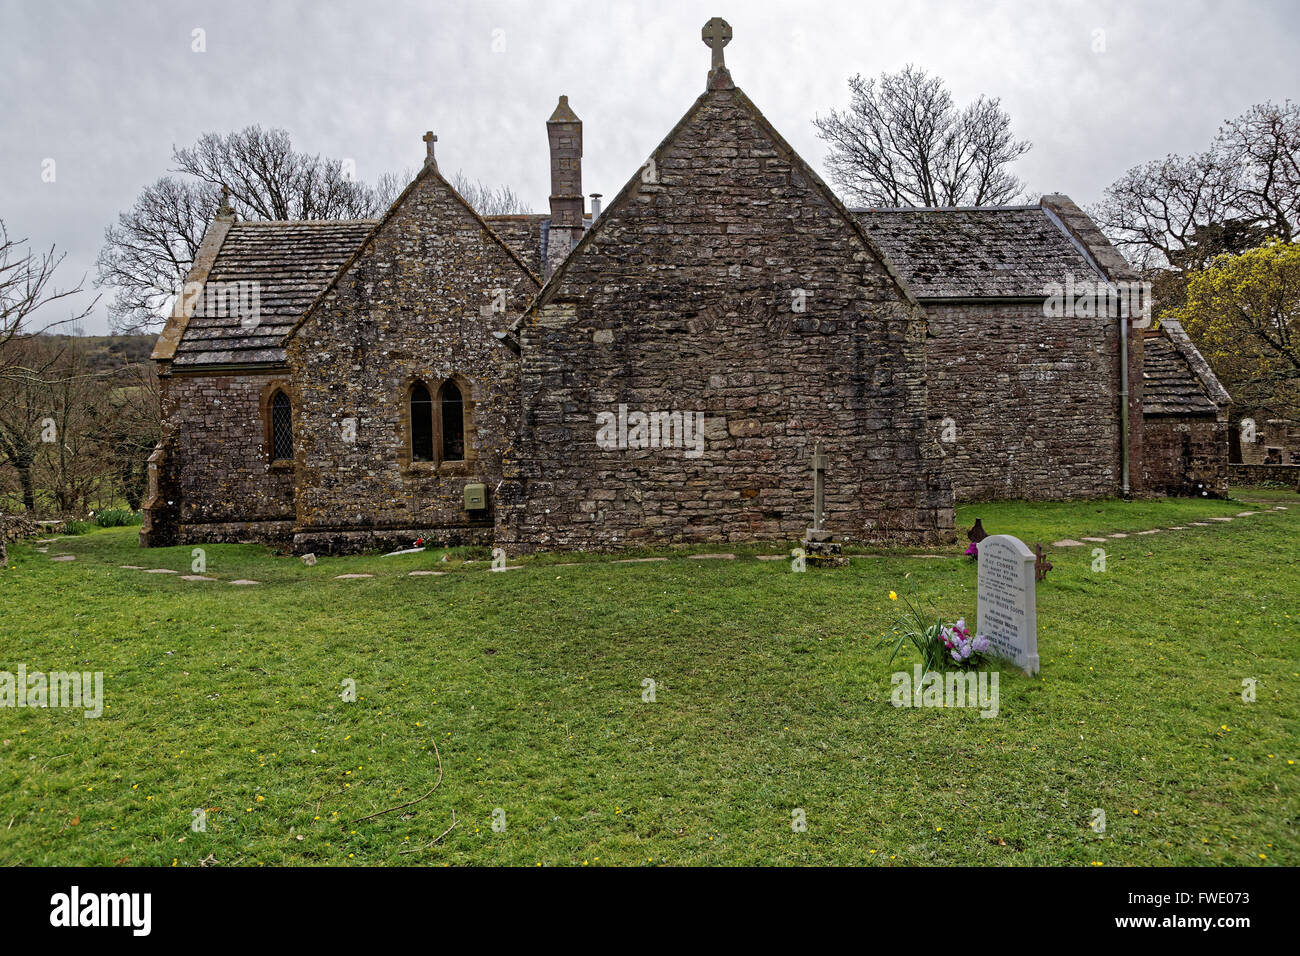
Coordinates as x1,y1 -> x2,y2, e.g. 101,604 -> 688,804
1,489 -> 1296,866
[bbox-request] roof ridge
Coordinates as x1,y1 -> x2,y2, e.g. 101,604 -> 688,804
853,205 -> 1043,213
229,219 -> 379,227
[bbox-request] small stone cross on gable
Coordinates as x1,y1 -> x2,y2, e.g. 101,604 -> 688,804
423,131 -> 438,170
701,17 -> 732,72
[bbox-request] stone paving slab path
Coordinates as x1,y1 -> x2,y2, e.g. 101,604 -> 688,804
41,504 -> 1294,588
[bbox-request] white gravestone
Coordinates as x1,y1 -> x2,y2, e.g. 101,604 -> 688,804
976,534 -> 1039,675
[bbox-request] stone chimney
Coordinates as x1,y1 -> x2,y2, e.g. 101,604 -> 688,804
546,95 -> 583,277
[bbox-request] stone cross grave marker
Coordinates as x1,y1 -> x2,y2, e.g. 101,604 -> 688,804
976,534 -> 1040,675
801,441 -> 846,567
811,441 -> 826,531
701,17 -> 732,72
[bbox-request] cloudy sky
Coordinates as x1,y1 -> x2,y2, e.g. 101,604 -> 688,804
1,0 -> 1296,334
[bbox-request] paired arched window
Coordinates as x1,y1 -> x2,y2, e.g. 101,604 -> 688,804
440,380 -> 465,462
410,378 -> 467,464
270,389 -> 293,462
411,383 -> 434,462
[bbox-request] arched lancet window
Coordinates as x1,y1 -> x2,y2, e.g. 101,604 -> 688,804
271,390 -> 293,462
411,382 -> 434,462
440,380 -> 465,462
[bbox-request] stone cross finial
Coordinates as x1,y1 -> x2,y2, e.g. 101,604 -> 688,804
423,131 -> 438,170
215,185 -> 234,219
701,17 -> 732,72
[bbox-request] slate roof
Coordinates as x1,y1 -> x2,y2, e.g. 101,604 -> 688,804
171,220 -> 376,367
167,204 -> 1119,365
854,207 -> 1106,298
1142,331 -> 1220,416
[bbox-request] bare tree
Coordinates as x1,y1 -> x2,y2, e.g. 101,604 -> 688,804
97,126 -> 394,333
0,336 -> 65,512
105,359 -> 161,511
374,169 -> 415,210
1092,100 -> 1300,270
374,168 -> 533,217
1,220 -> 97,377
814,66 -> 1031,207
98,128 -> 535,333
1217,101 -> 1300,243
449,170 -> 532,217
94,177 -> 216,336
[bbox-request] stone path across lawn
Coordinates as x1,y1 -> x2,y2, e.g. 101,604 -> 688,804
37,503 -> 1294,586
1050,505 -> 1288,549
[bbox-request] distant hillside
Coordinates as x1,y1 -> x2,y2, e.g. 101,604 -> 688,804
44,334 -> 156,374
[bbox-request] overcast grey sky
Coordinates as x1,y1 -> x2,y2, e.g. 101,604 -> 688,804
1,0 -> 1297,334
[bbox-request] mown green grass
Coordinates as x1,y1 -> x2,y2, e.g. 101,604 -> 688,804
0,490 -> 1296,866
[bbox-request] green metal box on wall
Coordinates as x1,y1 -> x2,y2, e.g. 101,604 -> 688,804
463,482 -> 487,511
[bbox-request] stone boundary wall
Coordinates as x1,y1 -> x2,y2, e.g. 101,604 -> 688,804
1229,462 -> 1300,487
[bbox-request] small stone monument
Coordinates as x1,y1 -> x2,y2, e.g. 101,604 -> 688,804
1033,543 -> 1053,582
801,442 -> 847,568
976,534 -> 1039,675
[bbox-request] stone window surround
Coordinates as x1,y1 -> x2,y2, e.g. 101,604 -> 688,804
399,373 -> 477,477
259,380 -> 295,471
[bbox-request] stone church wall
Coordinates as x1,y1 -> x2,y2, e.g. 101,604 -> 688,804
1143,414 -> 1229,496
151,370 -> 297,545
496,86 -> 954,552
286,169 -> 539,554
923,301 -> 1126,501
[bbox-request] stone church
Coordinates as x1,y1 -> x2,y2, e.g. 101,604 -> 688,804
142,20 -> 1229,554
